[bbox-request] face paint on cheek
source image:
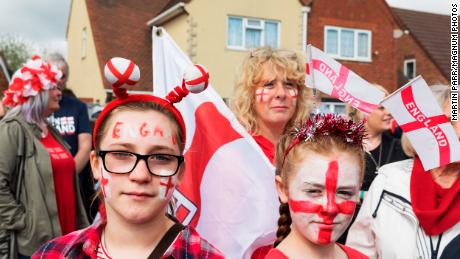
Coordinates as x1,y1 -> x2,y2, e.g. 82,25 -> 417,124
255,88 -> 270,103
100,168 -> 113,200
289,160 -> 357,244
287,88 -> 298,99
159,175 -> 178,200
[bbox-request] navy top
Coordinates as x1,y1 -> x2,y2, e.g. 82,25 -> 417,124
49,94 -> 91,156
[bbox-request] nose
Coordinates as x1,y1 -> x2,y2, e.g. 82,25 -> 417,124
274,82 -> 287,98
129,159 -> 152,182
321,194 -> 339,219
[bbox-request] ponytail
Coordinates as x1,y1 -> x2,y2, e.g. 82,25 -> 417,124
274,202 -> 292,247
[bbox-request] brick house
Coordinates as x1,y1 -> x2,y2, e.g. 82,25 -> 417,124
305,0 -> 449,113
66,0 -> 449,109
392,8 -> 450,87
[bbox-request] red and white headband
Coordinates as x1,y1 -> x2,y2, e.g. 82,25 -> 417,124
2,55 -> 62,107
93,57 -> 209,148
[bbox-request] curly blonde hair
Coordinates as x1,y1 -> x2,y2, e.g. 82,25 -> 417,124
230,47 -> 311,134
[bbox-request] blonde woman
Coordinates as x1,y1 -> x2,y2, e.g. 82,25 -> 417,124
232,47 -> 310,163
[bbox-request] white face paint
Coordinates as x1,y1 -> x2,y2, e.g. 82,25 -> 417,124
287,151 -> 360,245
159,174 -> 179,200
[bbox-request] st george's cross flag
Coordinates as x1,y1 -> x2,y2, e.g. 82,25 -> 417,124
305,44 -> 386,113
381,76 -> 460,170
151,27 -> 279,259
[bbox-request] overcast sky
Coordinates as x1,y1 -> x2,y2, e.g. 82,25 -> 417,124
0,0 -> 454,57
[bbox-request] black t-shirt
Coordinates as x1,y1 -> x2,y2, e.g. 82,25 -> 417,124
361,132 -> 408,191
48,94 -> 91,156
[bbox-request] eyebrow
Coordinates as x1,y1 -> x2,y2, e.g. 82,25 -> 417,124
302,182 -> 357,189
106,143 -> 178,153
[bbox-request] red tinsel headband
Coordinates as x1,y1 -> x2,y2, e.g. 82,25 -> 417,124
281,113 -> 366,168
92,57 -> 209,149
2,55 -> 62,107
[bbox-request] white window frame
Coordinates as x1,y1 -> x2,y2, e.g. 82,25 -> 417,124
319,101 -> 347,115
227,16 -> 280,50
324,25 -> 372,62
403,59 -> 416,79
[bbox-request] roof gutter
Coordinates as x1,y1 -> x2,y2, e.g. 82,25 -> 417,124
147,2 -> 186,27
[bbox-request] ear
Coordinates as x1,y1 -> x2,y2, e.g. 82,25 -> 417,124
275,175 -> 289,203
90,150 -> 101,180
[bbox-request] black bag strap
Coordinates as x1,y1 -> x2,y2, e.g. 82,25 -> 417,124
148,222 -> 185,259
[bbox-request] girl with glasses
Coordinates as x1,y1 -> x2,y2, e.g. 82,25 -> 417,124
33,58 -> 224,259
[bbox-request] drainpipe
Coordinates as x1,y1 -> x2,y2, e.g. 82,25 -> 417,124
302,6 -> 311,52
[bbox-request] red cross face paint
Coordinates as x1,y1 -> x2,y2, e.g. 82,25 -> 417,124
159,175 -> 179,200
254,63 -> 298,129
286,151 -> 360,245
95,109 -> 182,224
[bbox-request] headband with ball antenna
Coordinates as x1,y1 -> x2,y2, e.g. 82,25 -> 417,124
92,57 -> 209,149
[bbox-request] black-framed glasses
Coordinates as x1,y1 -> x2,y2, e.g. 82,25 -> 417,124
98,150 -> 184,177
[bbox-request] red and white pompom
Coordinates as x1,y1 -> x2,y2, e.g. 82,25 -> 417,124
183,64 -> 209,94
104,57 -> 140,88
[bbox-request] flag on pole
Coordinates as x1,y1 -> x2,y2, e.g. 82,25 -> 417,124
305,45 -> 386,113
381,76 -> 460,170
151,27 -> 279,259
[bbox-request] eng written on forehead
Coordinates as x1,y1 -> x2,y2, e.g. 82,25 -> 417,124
109,121 -> 177,145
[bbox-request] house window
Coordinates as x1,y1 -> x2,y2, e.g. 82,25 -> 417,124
320,101 -> 347,115
324,26 -> 372,62
227,16 -> 279,50
404,59 -> 416,79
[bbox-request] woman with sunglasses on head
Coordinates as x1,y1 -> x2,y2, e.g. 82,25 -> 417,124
231,46 -> 311,164
0,56 -> 89,259
266,114 -> 368,259
33,58 -> 224,259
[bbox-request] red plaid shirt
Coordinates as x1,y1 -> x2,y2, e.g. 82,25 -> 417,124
32,221 -> 225,259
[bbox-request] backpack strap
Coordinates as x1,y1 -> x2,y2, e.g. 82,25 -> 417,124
148,222 -> 185,259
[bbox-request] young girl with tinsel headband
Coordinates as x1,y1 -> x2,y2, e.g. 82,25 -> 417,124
266,114 -> 368,259
33,58 -> 223,258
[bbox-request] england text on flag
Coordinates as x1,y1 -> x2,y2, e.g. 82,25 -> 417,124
305,45 -> 385,113
381,76 -> 460,170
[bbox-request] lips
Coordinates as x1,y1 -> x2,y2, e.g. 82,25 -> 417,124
123,192 -> 154,200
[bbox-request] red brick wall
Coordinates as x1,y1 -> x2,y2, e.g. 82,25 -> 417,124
395,34 -> 448,87
307,0 -> 401,93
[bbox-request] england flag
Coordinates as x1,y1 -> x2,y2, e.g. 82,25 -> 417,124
381,76 -> 460,170
305,44 -> 386,113
152,27 -> 279,258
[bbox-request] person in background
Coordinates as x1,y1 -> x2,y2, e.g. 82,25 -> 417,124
46,53 -> 94,220
346,85 -> 408,197
231,46 -> 310,164
347,84 -> 460,258
267,114 -> 368,259
0,56 -> 88,259
33,58 -> 224,258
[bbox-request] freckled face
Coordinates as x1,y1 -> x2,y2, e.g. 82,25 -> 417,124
90,110 -> 181,224
282,151 -> 361,245
254,63 -> 299,130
